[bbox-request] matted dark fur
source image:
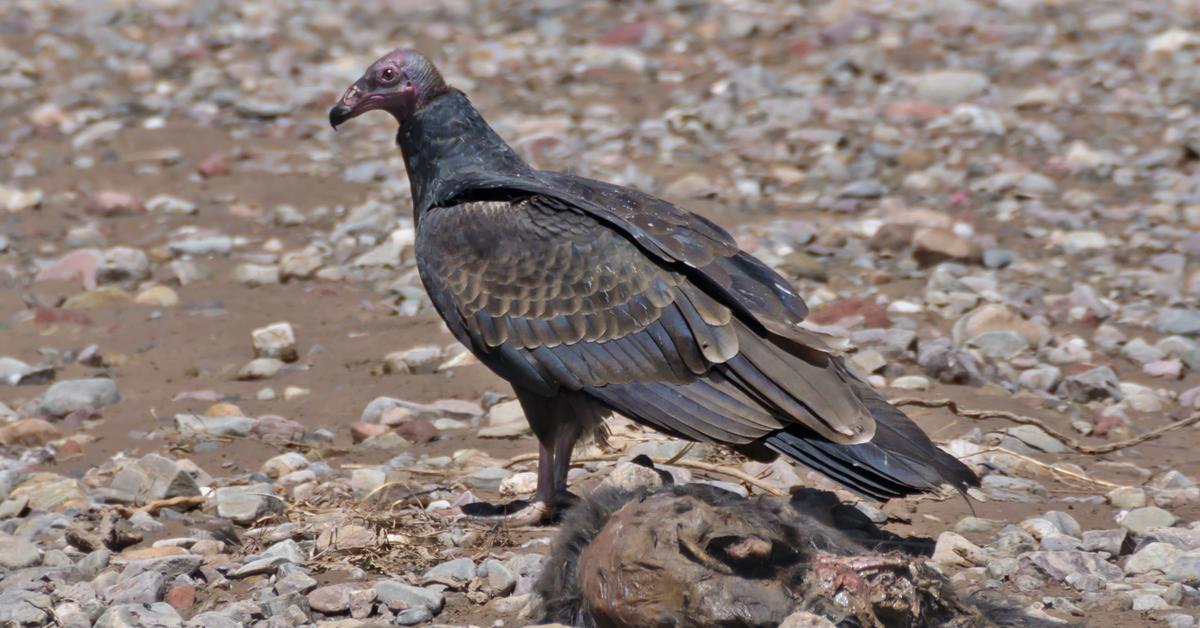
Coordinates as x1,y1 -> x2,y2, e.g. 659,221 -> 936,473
534,484 -> 1062,628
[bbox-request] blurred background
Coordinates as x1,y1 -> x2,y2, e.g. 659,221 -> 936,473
1,0 -> 1200,626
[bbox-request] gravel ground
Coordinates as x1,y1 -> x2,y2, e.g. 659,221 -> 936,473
2,0 -> 1200,626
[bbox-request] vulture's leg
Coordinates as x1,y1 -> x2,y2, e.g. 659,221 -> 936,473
460,389 -> 589,524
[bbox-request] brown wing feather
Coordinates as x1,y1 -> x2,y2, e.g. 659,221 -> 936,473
415,196 -> 875,444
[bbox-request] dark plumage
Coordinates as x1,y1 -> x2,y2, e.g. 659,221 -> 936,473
330,49 -> 978,516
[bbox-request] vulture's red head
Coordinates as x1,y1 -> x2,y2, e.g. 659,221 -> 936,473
329,48 -> 449,129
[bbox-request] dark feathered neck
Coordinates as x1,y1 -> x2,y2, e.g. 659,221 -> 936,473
396,90 -> 534,217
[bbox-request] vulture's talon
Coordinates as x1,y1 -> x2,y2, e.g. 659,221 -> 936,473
460,499 -> 553,525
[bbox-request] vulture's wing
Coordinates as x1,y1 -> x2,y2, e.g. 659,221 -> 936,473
417,186 -> 977,499
426,170 -> 819,345
416,196 -> 874,446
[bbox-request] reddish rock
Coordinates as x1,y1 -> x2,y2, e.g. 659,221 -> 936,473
351,422 -> 388,443
85,191 -> 145,216
788,38 -> 817,57
165,584 -> 196,611
882,100 -> 950,124
599,20 -> 667,46
251,415 -> 306,442
1092,406 -> 1131,437
912,227 -> 979,267
205,402 -> 244,417
869,223 -> 916,254
810,298 -> 891,329
34,250 -> 101,287
33,306 -> 92,326
0,418 -> 62,447
197,152 -> 229,177
820,13 -> 878,44
58,439 -> 83,455
308,583 -> 357,614
394,419 -> 439,444
122,545 -> 187,559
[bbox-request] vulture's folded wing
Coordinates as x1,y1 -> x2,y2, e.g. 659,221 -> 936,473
426,170 -> 815,342
415,196 -> 877,446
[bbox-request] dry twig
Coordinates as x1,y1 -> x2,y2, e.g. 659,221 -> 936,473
894,397 -> 1200,455
958,447 -> 1124,490
136,495 -> 207,514
503,452 -> 786,496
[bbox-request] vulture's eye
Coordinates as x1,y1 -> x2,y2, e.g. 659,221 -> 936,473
380,67 -> 397,83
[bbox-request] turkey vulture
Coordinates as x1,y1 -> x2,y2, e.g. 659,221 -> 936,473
330,49 -> 977,521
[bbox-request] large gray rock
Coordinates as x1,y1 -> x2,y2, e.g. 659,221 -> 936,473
967,330 -> 1029,360
307,583 -> 366,614
422,557 -> 476,586
1118,506 -> 1177,535
481,558 -> 517,596
110,453 -> 201,504
256,591 -> 309,619
1125,542 -> 1182,575
213,483 -> 283,524
1135,527 -> 1200,551
999,426 -> 1071,454
106,570 -> 166,604
1042,511 -> 1083,538
121,554 -> 204,581
0,589 -> 52,626
374,580 -> 444,613
260,539 -> 306,564
1059,366 -> 1121,402
982,475 -> 1049,501
229,539 -> 306,578
1081,529 -> 1126,555
1165,554 -> 1200,585
95,603 -> 183,628
1019,550 -> 1123,583
396,608 -> 433,625
185,611 -> 246,628
1157,336 -> 1200,371
1157,308 -> 1200,336
174,414 -> 255,437
0,535 -> 43,569
38,378 -> 120,416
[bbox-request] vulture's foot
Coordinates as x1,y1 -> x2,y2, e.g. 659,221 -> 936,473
460,491 -> 578,525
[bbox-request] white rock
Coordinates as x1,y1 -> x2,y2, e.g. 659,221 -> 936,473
1125,542 -> 1183,575
232,263 -> 280,286
252,322 -> 298,362
500,472 -> 538,497
931,531 -> 988,568
890,375 -> 931,391
146,194 -> 197,214
913,70 -> 990,103
237,358 -> 284,380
